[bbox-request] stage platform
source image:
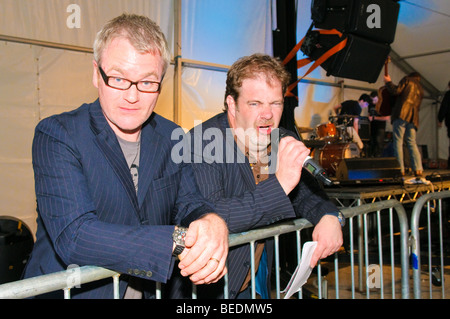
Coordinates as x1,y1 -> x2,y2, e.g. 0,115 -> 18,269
325,169 -> 450,207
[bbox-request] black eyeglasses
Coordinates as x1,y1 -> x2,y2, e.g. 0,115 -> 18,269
98,66 -> 161,93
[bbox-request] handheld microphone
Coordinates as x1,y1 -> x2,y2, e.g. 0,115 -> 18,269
302,156 -> 333,186
276,128 -> 333,186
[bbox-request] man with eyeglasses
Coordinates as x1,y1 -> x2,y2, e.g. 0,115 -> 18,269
22,13 -> 228,299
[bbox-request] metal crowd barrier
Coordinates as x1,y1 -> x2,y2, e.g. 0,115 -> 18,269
410,190 -> 450,299
0,265 -> 120,299
227,199 -> 410,299
0,200 -> 410,299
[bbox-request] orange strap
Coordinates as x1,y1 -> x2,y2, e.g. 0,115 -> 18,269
282,37 -> 305,65
283,29 -> 348,98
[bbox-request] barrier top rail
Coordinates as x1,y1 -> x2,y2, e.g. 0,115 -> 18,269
0,266 -> 119,299
229,199 -> 407,246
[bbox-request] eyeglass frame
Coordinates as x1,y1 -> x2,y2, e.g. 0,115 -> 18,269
98,66 -> 162,93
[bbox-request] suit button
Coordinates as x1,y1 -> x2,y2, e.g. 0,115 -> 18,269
133,269 -> 141,276
146,271 -> 152,278
127,269 -> 133,275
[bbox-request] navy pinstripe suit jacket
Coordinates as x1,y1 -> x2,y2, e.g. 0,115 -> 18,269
23,99 -> 212,298
166,112 -> 339,298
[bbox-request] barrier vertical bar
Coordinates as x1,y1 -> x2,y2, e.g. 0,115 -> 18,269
349,216 -> 356,299
334,252 -> 339,299
363,213 -> 370,298
274,235 -> 281,299
377,210 -> 384,299
438,199 -> 445,298
250,241 -> 256,299
64,288 -> 70,299
389,208 -> 396,298
296,229 -> 303,299
427,202 -> 433,298
223,270 -> 229,299
113,274 -> 120,299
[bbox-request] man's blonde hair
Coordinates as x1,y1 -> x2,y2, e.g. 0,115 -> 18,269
93,13 -> 170,74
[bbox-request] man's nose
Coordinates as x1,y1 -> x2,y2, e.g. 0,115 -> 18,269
260,104 -> 274,120
124,84 -> 140,103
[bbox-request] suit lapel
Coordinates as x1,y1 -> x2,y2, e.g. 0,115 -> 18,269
89,100 -> 140,214
219,113 -> 255,189
237,153 -> 255,189
136,118 -> 162,208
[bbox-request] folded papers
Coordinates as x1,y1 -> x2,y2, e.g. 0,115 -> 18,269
281,241 -> 317,299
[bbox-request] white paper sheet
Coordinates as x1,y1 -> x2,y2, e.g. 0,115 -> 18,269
281,241 -> 317,299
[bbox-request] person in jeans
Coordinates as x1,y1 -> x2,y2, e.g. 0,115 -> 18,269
384,72 -> 424,176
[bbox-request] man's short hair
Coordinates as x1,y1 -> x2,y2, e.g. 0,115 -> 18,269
224,54 -> 291,111
93,13 -> 170,75
358,93 -> 371,104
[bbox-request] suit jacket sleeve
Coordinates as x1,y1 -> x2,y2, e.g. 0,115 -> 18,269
192,159 -> 296,233
191,159 -> 338,234
289,168 -> 339,225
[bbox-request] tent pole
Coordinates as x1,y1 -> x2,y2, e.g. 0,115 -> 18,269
173,0 -> 182,125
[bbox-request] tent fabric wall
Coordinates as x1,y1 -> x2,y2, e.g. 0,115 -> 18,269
0,0 -> 175,51
0,0 -> 447,235
0,0 -> 273,234
0,0 -> 176,235
179,0 -> 273,130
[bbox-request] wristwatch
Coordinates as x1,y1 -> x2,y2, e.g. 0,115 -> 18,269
326,211 -> 345,227
172,226 -> 188,256
337,211 -> 345,227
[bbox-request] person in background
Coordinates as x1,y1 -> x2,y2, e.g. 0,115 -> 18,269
384,72 -> 424,177
22,13 -> 228,298
368,91 -> 390,157
167,54 -> 344,299
333,94 -> 371,151
438,81 -> 450,167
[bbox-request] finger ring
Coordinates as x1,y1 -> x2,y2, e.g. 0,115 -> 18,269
210,257 -> 220,263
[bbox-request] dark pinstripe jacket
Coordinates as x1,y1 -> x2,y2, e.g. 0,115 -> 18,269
23,99 -> 212,298
166,112 -> 339,299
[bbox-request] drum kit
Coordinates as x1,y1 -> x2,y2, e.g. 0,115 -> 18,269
298,115 -> 362,177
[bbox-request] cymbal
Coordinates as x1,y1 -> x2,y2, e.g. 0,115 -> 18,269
296,126 -> 314,133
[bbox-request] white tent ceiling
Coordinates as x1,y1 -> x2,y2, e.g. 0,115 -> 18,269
390,0 -> 450,98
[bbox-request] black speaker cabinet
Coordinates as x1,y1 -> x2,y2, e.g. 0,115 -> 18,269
358,116 -> 371,141
311,0 -> 400,44
321,34 -> 390,83
336,157 -> 401,180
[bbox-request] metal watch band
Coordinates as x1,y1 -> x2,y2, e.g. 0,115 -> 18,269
172,226 -> 188,256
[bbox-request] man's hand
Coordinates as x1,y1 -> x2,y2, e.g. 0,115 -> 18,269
310,214 -> 343,267
275,136 -> 310,195
178,213 -> 228,285
384,75 -> 391,83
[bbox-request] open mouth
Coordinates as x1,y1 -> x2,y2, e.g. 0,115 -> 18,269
257,125 -> 272,134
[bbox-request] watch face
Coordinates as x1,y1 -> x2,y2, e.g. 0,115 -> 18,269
338,212 -> 345,227
173,227 -> 187,245
172,226 -> 188,256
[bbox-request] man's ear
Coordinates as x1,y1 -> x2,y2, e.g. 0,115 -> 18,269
226,95 -> 236,117
92,60 -> 99,89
